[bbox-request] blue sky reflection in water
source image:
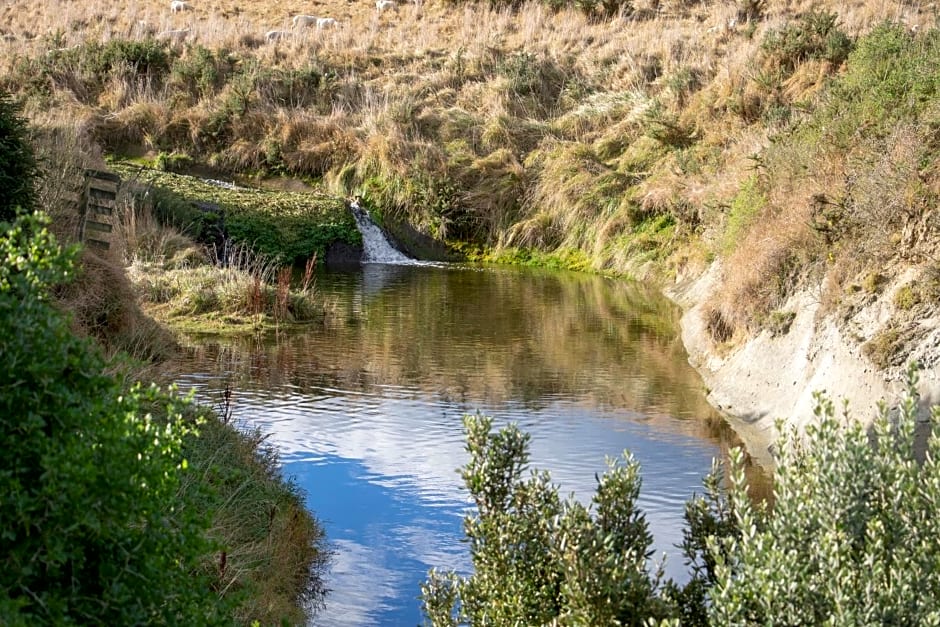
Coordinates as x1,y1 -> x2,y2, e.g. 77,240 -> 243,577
170,264 -> 759,626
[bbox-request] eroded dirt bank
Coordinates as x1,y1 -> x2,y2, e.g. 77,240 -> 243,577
668,261 -> 940,465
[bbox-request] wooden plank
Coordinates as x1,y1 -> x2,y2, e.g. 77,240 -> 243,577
88,198 -> 116,211
89,207 -> 114,218
84,169 -> 121,184
88,210 -> 114,223
86,238 -> 110,251
85,220 -> 113,233
87,182 -> 118,197
88,183 -> 116,197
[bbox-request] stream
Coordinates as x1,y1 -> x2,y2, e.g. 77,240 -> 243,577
168,258 -> 765,625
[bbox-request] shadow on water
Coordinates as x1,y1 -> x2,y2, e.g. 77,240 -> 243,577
166,263 -> 771,625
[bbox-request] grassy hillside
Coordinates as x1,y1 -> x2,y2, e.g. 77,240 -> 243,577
2,0 -> 937,359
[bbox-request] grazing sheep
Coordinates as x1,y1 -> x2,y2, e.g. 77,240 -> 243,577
292,14 -> 317,27
376,0 -> 396,11
265,30 -> 292,42
293,15 -> 337,29
170,0 -> 190,13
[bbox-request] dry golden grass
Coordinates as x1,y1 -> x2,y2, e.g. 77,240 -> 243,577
4,0 -> 924,79
4,0 -> 935,340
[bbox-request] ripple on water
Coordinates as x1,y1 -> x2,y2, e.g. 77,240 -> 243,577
170,263 -> 762,625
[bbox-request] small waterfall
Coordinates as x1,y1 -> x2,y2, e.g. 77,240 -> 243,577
350,200 -> 414,264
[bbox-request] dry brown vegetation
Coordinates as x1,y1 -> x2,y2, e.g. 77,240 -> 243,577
3,0 -> 938,356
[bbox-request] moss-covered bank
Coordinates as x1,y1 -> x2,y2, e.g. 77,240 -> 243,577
111,162 -> 361,264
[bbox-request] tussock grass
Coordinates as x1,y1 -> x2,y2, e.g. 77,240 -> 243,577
130,238 -> 327,332
178,402 -> 328,625
3,0 -> 938,337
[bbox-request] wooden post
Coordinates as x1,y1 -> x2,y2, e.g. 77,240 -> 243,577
81,169 -> 121,254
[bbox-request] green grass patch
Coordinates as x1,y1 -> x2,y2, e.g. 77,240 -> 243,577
130,259 -> 326,335
178,404 -> 329,625
722,175 -> 767,254
457,243 -> 594,272
112,162 -> 360,263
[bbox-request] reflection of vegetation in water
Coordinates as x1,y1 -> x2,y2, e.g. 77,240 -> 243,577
171,264 -> 773,499
176,266 -> 722,432
353,266 -> 711,419
424,377 -> 940,625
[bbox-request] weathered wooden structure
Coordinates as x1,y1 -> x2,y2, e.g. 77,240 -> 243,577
81,169 -> 121,253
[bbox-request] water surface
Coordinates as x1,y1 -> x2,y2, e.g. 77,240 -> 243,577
170,263 -> 758,625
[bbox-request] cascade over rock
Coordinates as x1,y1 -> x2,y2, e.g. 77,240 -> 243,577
350,199 -> 414,264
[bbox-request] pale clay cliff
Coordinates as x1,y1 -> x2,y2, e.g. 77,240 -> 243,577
668,261 -> 940,468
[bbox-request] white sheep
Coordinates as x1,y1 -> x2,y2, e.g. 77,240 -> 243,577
265,30 -> 292,42
170,0 -> 190,13
376,0 -> 396,11
292,14 -> 317,27
293,15 -> 338,29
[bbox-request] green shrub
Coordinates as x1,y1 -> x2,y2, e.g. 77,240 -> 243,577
766,309 -> 796,336
424,368 -> 940,625
100,38 -> 171,76
722,175 -> 767,253
422,414 -> 673,625
863,326 -> 902,369
169,45 -> 232,103
894,284 -> 920,310
0,91 -> 38,222
835,23 -> 940,127
709,365 -> 940,624
762,11 -> 854,74
0,213 -> 230,624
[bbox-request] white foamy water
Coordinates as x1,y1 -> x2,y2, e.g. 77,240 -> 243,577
350,201 -> 414,264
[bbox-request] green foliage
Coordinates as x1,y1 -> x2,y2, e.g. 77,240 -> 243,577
12,39 -> 174,105
495,51 -> 568,116
100,38 -> 172,75
762,11 -> 854,74
894,284 -> 920,310
115,164 -> 360,263
643,100 -> 695,148
255,65 -> 338,112
830,23 -> 940,137
863,326 -> 902,369
422,414 -> 672,625
709,365 -> 940,624
179,407 -> 329,624
169,46 -> 232,103
143,184 -> 224,242
0,91 -> 38,221
572,0 -> 632,19
423,368 -> 940,626
766,309 -> 796,336
722,175 -> 767,253
0,213 -> 229,624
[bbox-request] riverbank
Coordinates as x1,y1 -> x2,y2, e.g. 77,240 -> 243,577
0,94 -> 331,623
668,260 -> 940,462
4,0 -> 939,446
